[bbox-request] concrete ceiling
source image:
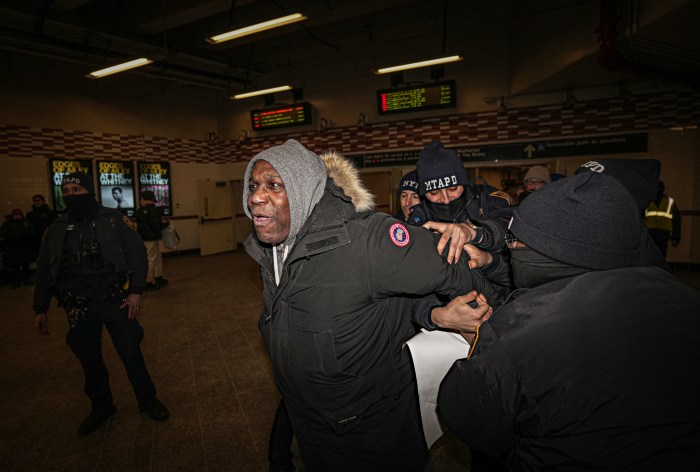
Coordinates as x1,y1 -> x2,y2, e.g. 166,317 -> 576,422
0,0 -> 698,94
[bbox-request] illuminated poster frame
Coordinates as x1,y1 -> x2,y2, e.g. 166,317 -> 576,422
137,161 -> 173,216
48,159 -> 94,213
250,102 -> 312,130
376,80 -> 457,115
96,160 -> 136,217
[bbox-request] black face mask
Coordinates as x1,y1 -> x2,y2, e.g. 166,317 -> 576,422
425,191 -> 467,222
64,194 -> 99,219
510,246 -> 590,289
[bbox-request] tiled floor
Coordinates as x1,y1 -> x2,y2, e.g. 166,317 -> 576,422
2,248 -> 698,472
1,249 -> 277,472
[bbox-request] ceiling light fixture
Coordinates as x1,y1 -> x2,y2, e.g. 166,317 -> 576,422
232,85 -> 293,99
86,58 -> 154,78
207,13 -> 307,44
373,55 -> 463,75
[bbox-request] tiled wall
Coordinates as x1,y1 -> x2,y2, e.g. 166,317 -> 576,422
1,90 -> 698,262
2,90 -> 698,164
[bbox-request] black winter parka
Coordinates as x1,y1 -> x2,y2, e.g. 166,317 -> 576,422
244,172 -> 498,456
439,266 -> 700,471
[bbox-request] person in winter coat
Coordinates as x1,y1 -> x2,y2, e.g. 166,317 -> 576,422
1,208 -> 35,287
135,190 -> 169,290
438,171 -> 700,471
243,139 -> 499,472
26,194 -> 57,261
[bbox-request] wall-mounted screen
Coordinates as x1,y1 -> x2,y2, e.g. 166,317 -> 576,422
48,159 -> 94,213
250,102 -> 312,130
97,160 -> 136,217
377,80 -> 456,115
137,161 -> 173,216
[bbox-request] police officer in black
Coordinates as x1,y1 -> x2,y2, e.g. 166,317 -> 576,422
33,172 -> 169,436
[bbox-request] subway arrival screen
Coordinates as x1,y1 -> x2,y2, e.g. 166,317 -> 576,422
377,80 -> 456,115
250,102 -> 312,130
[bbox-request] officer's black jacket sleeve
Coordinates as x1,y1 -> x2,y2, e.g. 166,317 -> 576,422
472,204 -> 514,252
115,216 -> 148,293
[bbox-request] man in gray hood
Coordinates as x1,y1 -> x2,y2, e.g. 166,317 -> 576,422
243,139 -> 500,471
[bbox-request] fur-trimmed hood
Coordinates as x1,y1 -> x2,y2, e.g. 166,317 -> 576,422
320,151 -> 375,212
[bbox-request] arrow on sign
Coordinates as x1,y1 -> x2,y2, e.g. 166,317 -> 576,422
524,144 -> 536,158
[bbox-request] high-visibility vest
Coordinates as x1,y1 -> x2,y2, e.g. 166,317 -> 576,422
644,196 -> 674,232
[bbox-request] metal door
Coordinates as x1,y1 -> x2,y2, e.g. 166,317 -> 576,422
197,180 -> 235,256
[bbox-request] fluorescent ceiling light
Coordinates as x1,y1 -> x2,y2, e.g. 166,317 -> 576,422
374,55 -> 463,75
87,58 -> 154,78
232,85 -> 293,100
207,13 -> 307,44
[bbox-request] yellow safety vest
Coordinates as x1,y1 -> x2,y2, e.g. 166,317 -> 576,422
644,196 -> 674,232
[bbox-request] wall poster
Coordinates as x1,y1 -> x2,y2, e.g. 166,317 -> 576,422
137,161 -> 172,216
48,159 -> 94,213
97,160 -> 136,217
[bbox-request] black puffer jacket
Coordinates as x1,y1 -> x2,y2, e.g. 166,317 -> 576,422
244,153 -> 498,444
439,266 -> 700,471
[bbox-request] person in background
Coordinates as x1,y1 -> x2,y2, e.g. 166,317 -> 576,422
394,170 -> 420,222
26,194 -> 57,261
243,139 -> 497,471
33,172 -> 169,436
517,164 -> 551,203
438,171 -> 700,471
1,208 -> 35,288
411,140 -> 515,265
522,165 -> 551,192
644,180 -> 682,257
135,190 -> 169,290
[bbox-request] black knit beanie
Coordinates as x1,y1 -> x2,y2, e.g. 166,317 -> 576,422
61,171 -> 94,193
576,158 -> 660,216
398,170 -> 419,194
510,172 -> 641,270
416,141 -> 468,196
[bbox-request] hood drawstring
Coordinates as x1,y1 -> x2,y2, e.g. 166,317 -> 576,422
273,243 -> 290,286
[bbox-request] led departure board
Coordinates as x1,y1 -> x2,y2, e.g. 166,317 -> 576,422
377,80 -> 456,115
250,102 -> 312,130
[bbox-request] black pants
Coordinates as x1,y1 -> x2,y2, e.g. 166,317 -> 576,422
66,299 -> 157,409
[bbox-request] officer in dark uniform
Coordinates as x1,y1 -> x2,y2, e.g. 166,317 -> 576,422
411,141 -> 516,264
33,172 -> 169,436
